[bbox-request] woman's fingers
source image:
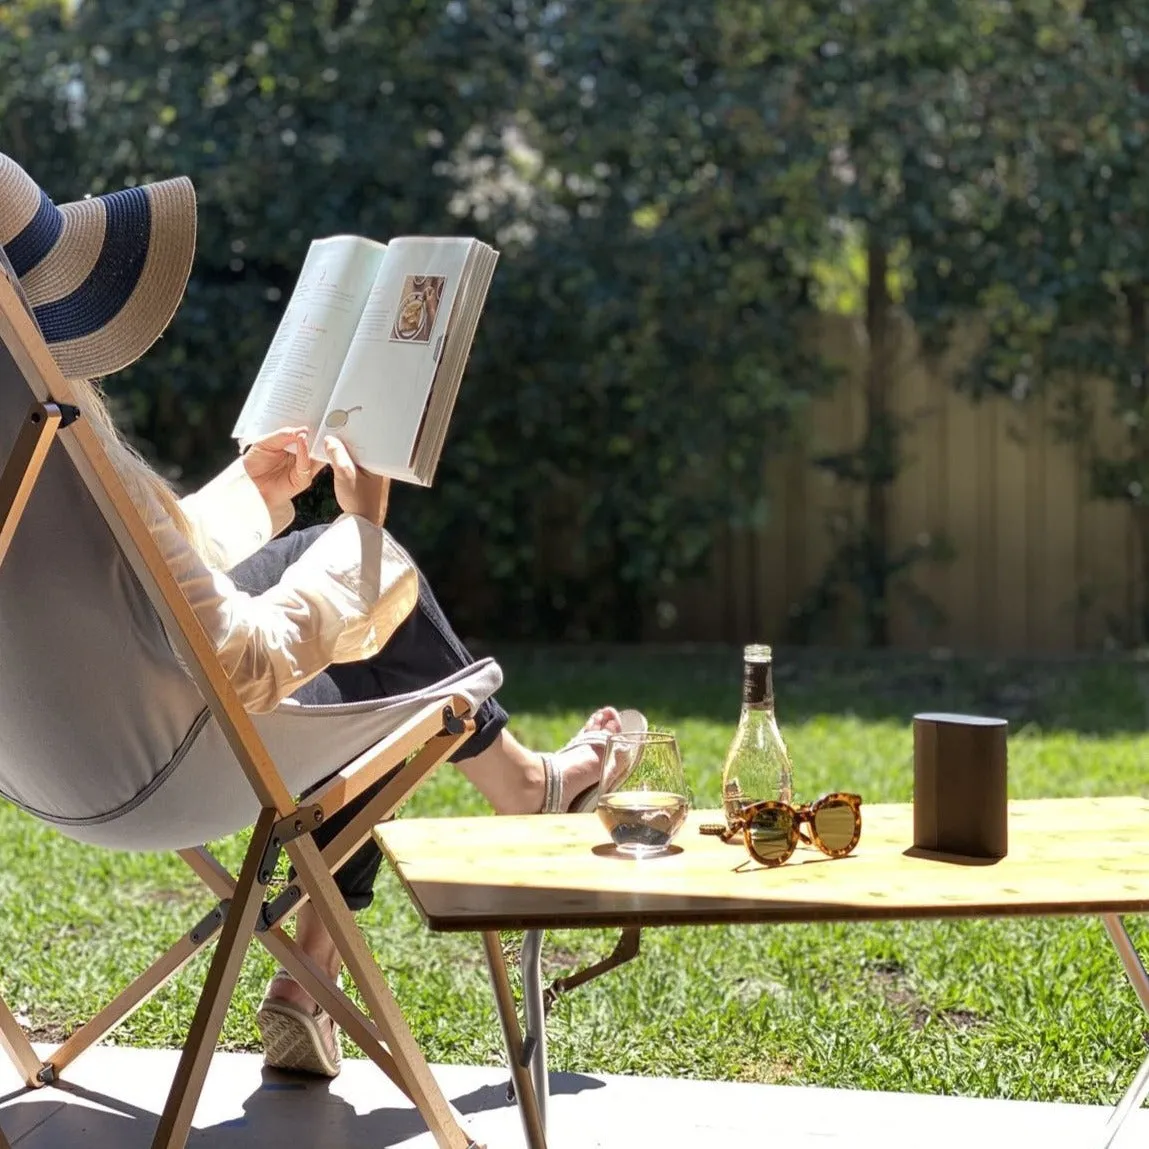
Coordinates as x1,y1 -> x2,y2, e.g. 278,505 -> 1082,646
325,435 -> 356,480
325,436 -> 360,506
254,426 -> 309,450
324,436 -> 389,526
290,431 -> 312,485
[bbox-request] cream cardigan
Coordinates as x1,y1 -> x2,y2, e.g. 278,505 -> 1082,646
142,456 -> 418,714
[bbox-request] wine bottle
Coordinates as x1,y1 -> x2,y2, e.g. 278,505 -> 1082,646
720,644 -> 793,826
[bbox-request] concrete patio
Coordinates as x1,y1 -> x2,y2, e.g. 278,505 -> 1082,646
0,1044 -> 1145,1148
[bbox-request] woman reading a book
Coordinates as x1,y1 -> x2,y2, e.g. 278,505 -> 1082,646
0,152 -> 644,1078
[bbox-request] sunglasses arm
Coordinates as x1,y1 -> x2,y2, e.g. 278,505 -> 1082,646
699,821 -> 739,842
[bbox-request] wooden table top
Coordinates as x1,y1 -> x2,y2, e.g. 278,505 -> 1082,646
374,797 -> 1149,932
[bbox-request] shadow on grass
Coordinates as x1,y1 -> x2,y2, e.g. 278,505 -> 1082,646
478,644 -> 1149,738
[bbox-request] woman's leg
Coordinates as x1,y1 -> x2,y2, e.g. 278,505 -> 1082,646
278,570 -> 623,910
230,528 -> 624,1067
230,527 -> 619,827
229,525 -> 511,757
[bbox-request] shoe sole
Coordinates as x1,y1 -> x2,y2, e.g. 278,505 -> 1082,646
257,1002 -> 341,1078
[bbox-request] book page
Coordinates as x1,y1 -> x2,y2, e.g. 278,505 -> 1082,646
314,237 -> 474,474
232,236 -> 386,448
411,244 -> 498,484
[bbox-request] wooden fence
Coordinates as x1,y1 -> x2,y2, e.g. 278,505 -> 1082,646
665,314 -> 1143,654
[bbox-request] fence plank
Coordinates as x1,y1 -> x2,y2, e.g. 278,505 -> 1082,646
989,398 -> 1027,652
1079,404 -> 1132,647
666,322 -> 1139,653
1032,393 -> 1077,652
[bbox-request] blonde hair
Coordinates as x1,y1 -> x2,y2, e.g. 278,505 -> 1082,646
70,376 -> 215,561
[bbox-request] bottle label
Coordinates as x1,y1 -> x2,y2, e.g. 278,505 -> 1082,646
742,660 -> 774,709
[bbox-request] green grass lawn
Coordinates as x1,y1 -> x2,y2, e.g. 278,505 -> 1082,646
2,647 -> 1147,1103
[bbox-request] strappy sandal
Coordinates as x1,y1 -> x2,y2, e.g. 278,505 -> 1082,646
540,708 -> 648,814
257,970 -> 342,1078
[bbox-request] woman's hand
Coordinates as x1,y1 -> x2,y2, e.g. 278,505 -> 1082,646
242,427 -> 320,512
325,436 -> 391,527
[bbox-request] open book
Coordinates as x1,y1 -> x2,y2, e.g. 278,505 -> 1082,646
232,234 -> 499,485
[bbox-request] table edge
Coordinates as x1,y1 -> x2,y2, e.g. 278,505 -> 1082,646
413,897 -> 1149,933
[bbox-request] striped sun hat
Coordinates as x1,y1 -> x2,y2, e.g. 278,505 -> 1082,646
0,152 -> 196,381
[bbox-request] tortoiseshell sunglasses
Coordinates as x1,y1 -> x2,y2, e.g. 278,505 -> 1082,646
701,792 -> 863,867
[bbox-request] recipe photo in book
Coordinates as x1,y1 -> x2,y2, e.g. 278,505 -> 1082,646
231,233 -> 499,485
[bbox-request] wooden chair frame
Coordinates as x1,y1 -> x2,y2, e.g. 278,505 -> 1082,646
0,273 -> 483,1148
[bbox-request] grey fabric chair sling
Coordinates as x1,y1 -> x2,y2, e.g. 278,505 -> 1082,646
0,260 -> 495,1149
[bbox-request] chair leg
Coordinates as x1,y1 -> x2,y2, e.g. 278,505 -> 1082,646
288,834 -> 476,1149
178,741 -> 460,1100
0,986 -> 45,1087
48,917 -> 221,1079
150,808 -> 278,1149
178,727 -> 479,1140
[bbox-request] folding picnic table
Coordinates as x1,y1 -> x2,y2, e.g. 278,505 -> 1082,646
377,796 -> 1149,1149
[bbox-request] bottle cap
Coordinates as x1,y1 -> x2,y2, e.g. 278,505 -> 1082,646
743,644 -> 772,662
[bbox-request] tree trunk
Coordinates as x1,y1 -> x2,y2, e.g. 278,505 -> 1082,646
864,235 -> 892,647
1128,281 -> 1149,645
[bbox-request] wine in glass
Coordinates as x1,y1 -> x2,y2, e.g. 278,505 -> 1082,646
596,731 -> 690,858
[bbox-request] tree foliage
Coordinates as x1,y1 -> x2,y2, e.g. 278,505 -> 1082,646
760,0 -> 1004,645
467,1 -> 829,636
0,0 -> 829,640
905,0 -> 1149,642
4,1 -> 1149,644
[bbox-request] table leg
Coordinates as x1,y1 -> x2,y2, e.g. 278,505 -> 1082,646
1096,915 -> 1149,1149
481,932 -> 547,1149
520,930 -> 550,1130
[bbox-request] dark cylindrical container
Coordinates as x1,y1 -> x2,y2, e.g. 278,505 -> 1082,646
912,713 -> 1008,859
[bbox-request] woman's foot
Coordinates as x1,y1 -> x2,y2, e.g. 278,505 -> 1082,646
257,969 -> 341,1078
538,706 -> 624,813
257,904 -> 343,1076
452,707 -> 646,814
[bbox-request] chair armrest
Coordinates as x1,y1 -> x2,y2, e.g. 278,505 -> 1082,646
302,693 -> 474,829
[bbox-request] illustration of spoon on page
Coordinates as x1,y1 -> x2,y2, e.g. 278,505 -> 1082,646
324,406 -> 363,429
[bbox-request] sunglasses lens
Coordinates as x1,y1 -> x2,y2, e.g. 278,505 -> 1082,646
813,800 -> 857,852
747,807 -> 794,863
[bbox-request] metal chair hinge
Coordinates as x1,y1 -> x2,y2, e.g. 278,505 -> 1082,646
256,883 -> 303,934
442,704 -> 467,736
505,1034 -> 539,1102
53,403 -> 81,428
258,802 -> 324,885
189,899 -> 230,946
35,1063 -> 56,1085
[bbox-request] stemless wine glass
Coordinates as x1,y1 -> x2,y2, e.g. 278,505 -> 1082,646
596,731 -> 691,858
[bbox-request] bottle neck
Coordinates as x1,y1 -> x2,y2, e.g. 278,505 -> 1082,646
741,659 -> 775,713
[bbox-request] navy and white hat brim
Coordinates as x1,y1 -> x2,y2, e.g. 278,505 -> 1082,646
0,155 -> 196,380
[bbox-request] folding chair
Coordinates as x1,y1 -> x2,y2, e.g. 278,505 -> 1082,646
0,260 -> 495,1148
